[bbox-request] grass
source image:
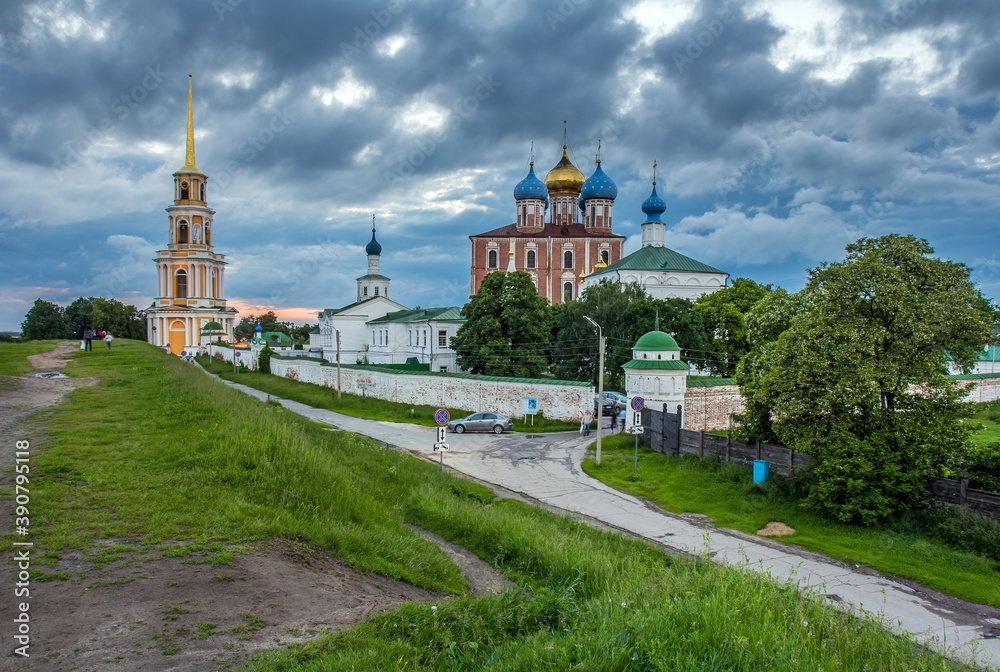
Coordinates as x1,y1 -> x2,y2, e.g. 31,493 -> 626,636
1,340 -> 976,670
968,402 -> 1000,448
0,339 -> 61,376
584,433 -> 1000,608
196,355 -> 579,432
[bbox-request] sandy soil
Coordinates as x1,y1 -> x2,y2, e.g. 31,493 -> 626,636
0,342 -> 515,671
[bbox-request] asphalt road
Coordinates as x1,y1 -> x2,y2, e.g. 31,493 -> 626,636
220,378 -> 1000,670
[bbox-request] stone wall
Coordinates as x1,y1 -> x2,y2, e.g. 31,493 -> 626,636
266,354 -> 593,421
681,384 -> 746,432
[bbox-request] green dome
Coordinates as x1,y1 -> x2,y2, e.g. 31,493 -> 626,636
633,330 -> 679,351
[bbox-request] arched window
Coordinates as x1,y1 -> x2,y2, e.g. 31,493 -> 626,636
178,222 -> 189,244
563,282 -> 573,302
563,250 -> 573,269
175,270 -> 188,299
526,250 -> 536,269
601,249 -> 610,264
488,250 -> 498,268
200,183 -> 205,201
205,223 -> 211,245
180,181 -> 189,200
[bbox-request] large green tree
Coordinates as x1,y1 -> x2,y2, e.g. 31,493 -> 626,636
451,271 -> 551,377
736,235 -> 994,524
21,299 -> 69,339
234,311 -> 293,341
91,297 -> 146,339
694,278 -> 771,376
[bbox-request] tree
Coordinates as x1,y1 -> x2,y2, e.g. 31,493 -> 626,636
451,271 -> 551,377
234,311 -> 289,341
21,299 -> 68,340
694,278 -> 771,376
91,297 -> 146,339
64,297 -> 94,339
735,235 -> 994,524
550,280 -> 708,388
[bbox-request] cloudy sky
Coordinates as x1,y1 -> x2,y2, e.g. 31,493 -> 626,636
1,0 -> 998,332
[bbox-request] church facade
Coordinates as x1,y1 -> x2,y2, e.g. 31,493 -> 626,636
469,140 -> 626,304
146,73 -> 237,355
586,166 -> 728,300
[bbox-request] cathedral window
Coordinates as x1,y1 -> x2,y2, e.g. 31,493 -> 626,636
488,250 -> 498,268
526,250 -> 536,269
175,270 -> 188,299
375,287 -> 379,297
178,222 -> 189,244
205,223 -> 211,245
200,183 -> 205,201
180,181 -> 189,200
601,249 -> 610,264
363,287 -> 368,297
563,282 -> 573,303
563,250 -> 573,269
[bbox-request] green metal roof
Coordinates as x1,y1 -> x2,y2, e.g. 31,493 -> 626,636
368,306 -> 465,324
633,330 -> 679,351
596,245 -> 725,274
685,376 -> 736,387
262,331 -> 293,345
621,359 -> 690,371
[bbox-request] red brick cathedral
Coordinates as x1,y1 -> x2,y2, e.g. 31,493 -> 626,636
469,138 -> 625,304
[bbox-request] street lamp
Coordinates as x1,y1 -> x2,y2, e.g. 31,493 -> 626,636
584,315 -> 606,466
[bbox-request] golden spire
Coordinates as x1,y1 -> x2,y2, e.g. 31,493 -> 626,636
177,67 -> 205,175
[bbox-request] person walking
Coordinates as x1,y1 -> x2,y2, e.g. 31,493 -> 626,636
83,326 -> 93,351
617,407 -> 627,433
610,406 -> 617,432
583,409 -> 592,437
104,333 -> 114,351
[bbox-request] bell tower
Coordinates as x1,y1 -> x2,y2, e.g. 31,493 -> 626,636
147,70 -> 237,355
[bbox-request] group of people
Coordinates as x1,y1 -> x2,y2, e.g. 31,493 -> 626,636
81,327 -> 114,351
579,406 -> 628,436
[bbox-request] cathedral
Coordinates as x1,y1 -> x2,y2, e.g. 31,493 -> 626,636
469,136 -> 626,304
146,73 -> 237,354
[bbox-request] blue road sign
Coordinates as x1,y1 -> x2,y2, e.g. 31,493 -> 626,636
434,408 -> 451,426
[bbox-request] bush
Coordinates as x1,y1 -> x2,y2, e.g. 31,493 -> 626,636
258,345 -> 273,374
959,442 -> 1000,493
890,505 -> 1000,565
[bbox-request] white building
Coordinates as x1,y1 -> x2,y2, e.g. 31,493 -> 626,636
309,221 -> 406,362
585,167 -> 728,301
622,329 -> 690,415
367,307 -> 464,372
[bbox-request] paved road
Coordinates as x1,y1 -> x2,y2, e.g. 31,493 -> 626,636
222,381 -> 1000,669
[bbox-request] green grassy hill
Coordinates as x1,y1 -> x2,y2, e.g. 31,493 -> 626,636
2,340 -> 974,670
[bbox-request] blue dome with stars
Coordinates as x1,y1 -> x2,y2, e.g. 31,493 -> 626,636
365,228 -> 382,256
580,161 -> 618,201
641,184 -> 667,223
513,164 -> 549,204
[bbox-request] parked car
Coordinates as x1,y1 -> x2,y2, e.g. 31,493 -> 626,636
595,394 -> 615,416
448,412 -> 514,434
604,391 -> 628,412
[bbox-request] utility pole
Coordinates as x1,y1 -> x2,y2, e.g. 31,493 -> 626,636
584,315 -> 605,466
335,329 -> 342,399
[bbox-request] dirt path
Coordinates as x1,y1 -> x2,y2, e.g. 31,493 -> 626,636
0,343 -> 515,671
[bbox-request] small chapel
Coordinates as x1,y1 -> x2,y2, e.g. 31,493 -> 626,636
146,73 -> 237,354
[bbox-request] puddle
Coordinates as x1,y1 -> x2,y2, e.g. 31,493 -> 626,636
29,372 -> 69,379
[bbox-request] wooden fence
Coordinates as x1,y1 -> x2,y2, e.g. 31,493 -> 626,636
641,403 -> 1000,519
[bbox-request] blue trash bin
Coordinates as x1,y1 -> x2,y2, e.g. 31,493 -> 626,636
753,459 -> 769,484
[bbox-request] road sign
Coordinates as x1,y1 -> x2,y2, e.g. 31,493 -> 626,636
433,443 -> 450,452
437,426 -> 447,443
631,411 -> 642,427
628,426 -> 644,435
521,396 -> 538,415
630,396 -> 644,412
434,408 -> 450,426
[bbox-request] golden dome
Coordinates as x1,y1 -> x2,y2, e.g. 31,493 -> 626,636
544,146 -> 585,194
